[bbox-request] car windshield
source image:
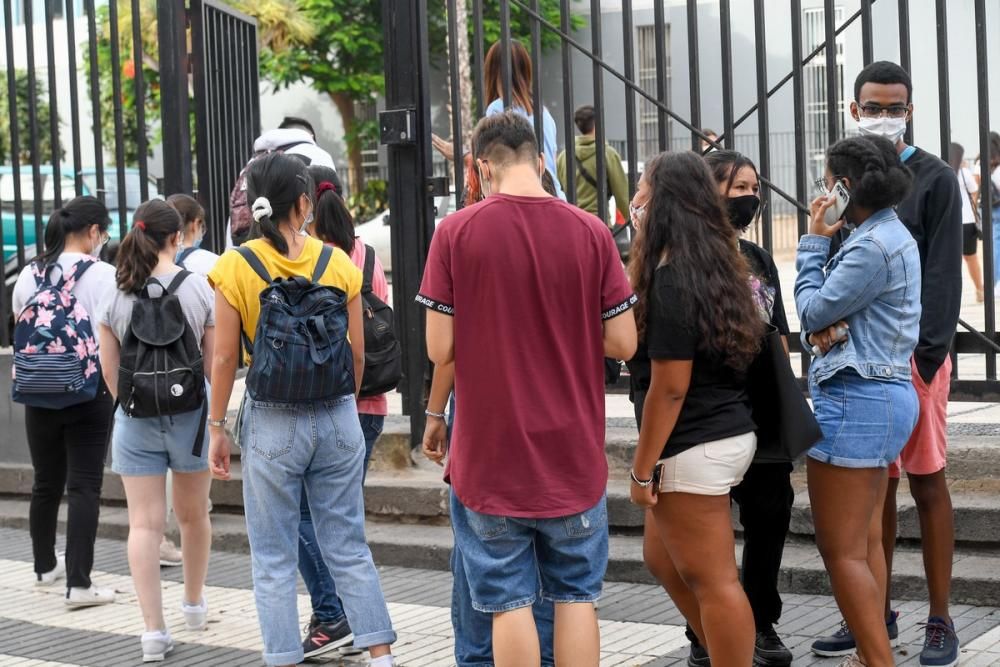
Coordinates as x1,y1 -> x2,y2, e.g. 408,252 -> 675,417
82,172 -> 155,210
0,171 -> 156,214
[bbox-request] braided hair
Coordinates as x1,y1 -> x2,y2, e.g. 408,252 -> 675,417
826,135 -> 912,211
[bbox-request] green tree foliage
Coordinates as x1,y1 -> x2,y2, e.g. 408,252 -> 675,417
0,71 -> 60,165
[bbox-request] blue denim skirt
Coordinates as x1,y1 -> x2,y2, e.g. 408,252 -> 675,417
808,369 -> 919,469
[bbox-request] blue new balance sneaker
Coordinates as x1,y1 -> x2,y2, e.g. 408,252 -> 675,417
919,616 -> 959,667
811,610 -> 900,657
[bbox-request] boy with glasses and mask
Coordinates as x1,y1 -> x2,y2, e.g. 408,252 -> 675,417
810,61 -> 963,667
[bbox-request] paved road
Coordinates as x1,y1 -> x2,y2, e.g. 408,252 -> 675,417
0,528 -> 999,666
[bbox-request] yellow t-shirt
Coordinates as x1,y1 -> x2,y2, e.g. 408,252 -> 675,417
208,237 -> 362,345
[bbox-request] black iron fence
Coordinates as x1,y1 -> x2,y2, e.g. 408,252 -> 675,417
0,1 -> 258,345
382,0 -> 1000,441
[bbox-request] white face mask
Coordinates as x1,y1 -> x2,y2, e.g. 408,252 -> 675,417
857,116 -> 907,144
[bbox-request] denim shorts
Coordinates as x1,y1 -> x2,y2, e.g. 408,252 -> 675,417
450,492 -> 608,614
808,369 -> 919,469
111,406 -> 208,476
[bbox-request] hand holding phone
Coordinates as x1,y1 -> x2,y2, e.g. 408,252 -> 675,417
823,181 -> 851,226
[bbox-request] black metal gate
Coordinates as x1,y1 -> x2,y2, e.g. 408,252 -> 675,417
190,0 -> 261,252
382,0 -> 1000,442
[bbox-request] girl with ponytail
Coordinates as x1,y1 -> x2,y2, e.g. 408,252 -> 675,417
97,199 -> 217,661
11,196 -> 118,609
206,152 -> 397,666
167,193 -> 219,276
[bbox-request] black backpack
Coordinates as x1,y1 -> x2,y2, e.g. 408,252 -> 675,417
359,245 -> 402,398
118,272 -> 207,453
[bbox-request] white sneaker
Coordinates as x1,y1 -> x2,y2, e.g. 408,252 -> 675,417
159,537 -> 183,567
181,596 -> 208,630
35,554 -> 65,586
141,630 -> 175,662
65,585 -> 115,608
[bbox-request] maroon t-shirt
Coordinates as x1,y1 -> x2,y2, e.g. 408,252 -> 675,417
417,193 -> 636,518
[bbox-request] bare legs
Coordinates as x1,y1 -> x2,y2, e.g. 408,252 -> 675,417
643,493 -> 754,666
493,602 -> 598,666
808,459 -> 893,667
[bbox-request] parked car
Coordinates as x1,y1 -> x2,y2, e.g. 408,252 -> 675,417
354,195 -> 454,275
1,166 -> 158,261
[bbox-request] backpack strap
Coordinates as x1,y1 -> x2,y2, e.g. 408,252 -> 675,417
176,247 -> 197,268
361,244 -> 376,295
236,247 -> 273,284
37,258 -> 95,291
164,270 -> 192,295
311,244 -> 333,283
575,159 -> 601,189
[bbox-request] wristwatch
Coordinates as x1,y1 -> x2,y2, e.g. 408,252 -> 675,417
208,417 -> 228,428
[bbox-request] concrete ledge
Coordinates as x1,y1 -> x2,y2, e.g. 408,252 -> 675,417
1,497 -> 996,607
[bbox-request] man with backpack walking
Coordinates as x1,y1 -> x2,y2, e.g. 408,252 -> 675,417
418,111 -> 637,665
556,105 -> 630,225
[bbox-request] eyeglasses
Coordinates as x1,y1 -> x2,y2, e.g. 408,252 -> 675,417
100,231 -> 111,245
858,103 -> 909,119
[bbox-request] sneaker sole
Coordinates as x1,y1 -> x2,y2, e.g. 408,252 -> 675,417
64,598 -> 115,608
159,560 -> 182,567
919,657 -> 959,667
812,637 -> 899,657
303,638 -> 351,660
754,654 -> 793,667
142,647 -> 174,663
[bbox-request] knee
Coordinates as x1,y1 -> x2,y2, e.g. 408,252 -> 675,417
130,510 -> 166,534
173,500 -> 209,527
676,564 -> 740,601
908,474 -> 949,509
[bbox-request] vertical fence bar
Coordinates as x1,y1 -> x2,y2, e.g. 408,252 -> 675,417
898,0 -> 913,144
161,0 -> 193,197
560,0 -> 576,202
653,0 -> 668,151
473,0 -> 485,115
446,0 -> 465,206
65,0 -> 84,196
686,0 -> 701,153
530,0 -> 543,150
934,0 -> 950,161
499,0 -> 512,108
974,0 -> 996,379
108,0 -> 129,236
85,0 -> 105,201
791,0 -> 809,375
753,0 -> 772,254
823,0 -> 838,146
44,0 -> 62,208
3,0 -> 25,270
24,0 -> 44,255
860,0 -> 873,66
719,0 -> 734,148
590,0 -> 608,223
622,0 -> 638,195
131,0 -> 149,201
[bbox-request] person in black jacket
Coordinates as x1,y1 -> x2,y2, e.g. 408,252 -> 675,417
810,61 -> 963,667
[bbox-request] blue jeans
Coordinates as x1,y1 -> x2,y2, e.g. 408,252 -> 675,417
298,414 -> 384,623
241,396 -> 395,666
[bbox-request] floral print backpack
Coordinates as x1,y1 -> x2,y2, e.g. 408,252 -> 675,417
11,259 -> 101,408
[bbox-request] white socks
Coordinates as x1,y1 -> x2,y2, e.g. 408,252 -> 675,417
369,655 -> 395,667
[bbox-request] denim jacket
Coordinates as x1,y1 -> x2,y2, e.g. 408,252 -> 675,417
795,207 -> 922,385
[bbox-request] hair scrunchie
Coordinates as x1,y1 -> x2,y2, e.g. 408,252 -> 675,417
134,221 -> 146,231
252,197 -> 273,222
316,181 -> 337,199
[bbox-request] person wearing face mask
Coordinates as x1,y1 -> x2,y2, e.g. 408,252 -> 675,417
11,196 -> 118,607
797,135 -> 921,667
167,194 -> 219,277
812,62 -> 963,667
97,200 -> 216,661
206,153 -> 397,667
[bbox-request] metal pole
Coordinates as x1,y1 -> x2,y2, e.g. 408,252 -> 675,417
381,0 -> 435,448
622,0 -> 638,195
560,0 -> 576,203
65,0 -> 84,196
44,0 -> 62,208
974,0 -> 996,379
85,0 -> 105,200
473,0 -> 485,115
791,0 -> 809,376
898,0 -> 913,144
754,0 -> 772,254
24,0 -> 44,255
159,0 -> 194,196
935,0 -> 951,161
446,0 -> 465,206
108,0 -> 129,237
131,0 -> 149,201
686,0 -> 701,153
860,0 -> 873,66
499,0 -> 512,108
654,0 -> 668,151
823,0 -> 839,146
719,0 -> 734,149
530,0 -> 543,150
590,0 -> 607,223
3,0 -> 25,271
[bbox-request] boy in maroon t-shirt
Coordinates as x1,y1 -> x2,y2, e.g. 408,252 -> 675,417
417,111 -> 637,665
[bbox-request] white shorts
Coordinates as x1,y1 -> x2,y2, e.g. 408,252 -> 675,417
657,432 -> 757,496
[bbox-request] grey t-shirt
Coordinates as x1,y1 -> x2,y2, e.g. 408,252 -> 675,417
100,269 -> 215,347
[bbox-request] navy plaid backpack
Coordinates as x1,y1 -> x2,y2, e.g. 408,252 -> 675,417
237,245 -> 355,402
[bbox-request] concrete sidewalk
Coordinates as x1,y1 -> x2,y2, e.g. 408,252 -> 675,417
0,528 -> 999,666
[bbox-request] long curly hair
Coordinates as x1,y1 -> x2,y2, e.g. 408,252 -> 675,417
628,151 -> 764,371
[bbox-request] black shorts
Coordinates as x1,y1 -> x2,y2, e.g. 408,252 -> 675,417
963,223 -> 980,256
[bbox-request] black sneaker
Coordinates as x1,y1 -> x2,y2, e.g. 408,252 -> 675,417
811,610 -> 900,657
754,626 -> 792,667
687,638 -> 711,667
302,615 -> 352,660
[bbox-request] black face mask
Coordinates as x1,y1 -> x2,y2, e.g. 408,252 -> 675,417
727,195 -> 760,231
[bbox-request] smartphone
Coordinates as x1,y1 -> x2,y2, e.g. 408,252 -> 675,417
824,181 -> 850,226
650,461 -> 665,493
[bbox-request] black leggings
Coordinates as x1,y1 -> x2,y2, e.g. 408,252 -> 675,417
24,386 -> 113,589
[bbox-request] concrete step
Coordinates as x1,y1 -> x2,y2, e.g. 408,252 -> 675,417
0,495 -> 997,607
2,462 -> 998,547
